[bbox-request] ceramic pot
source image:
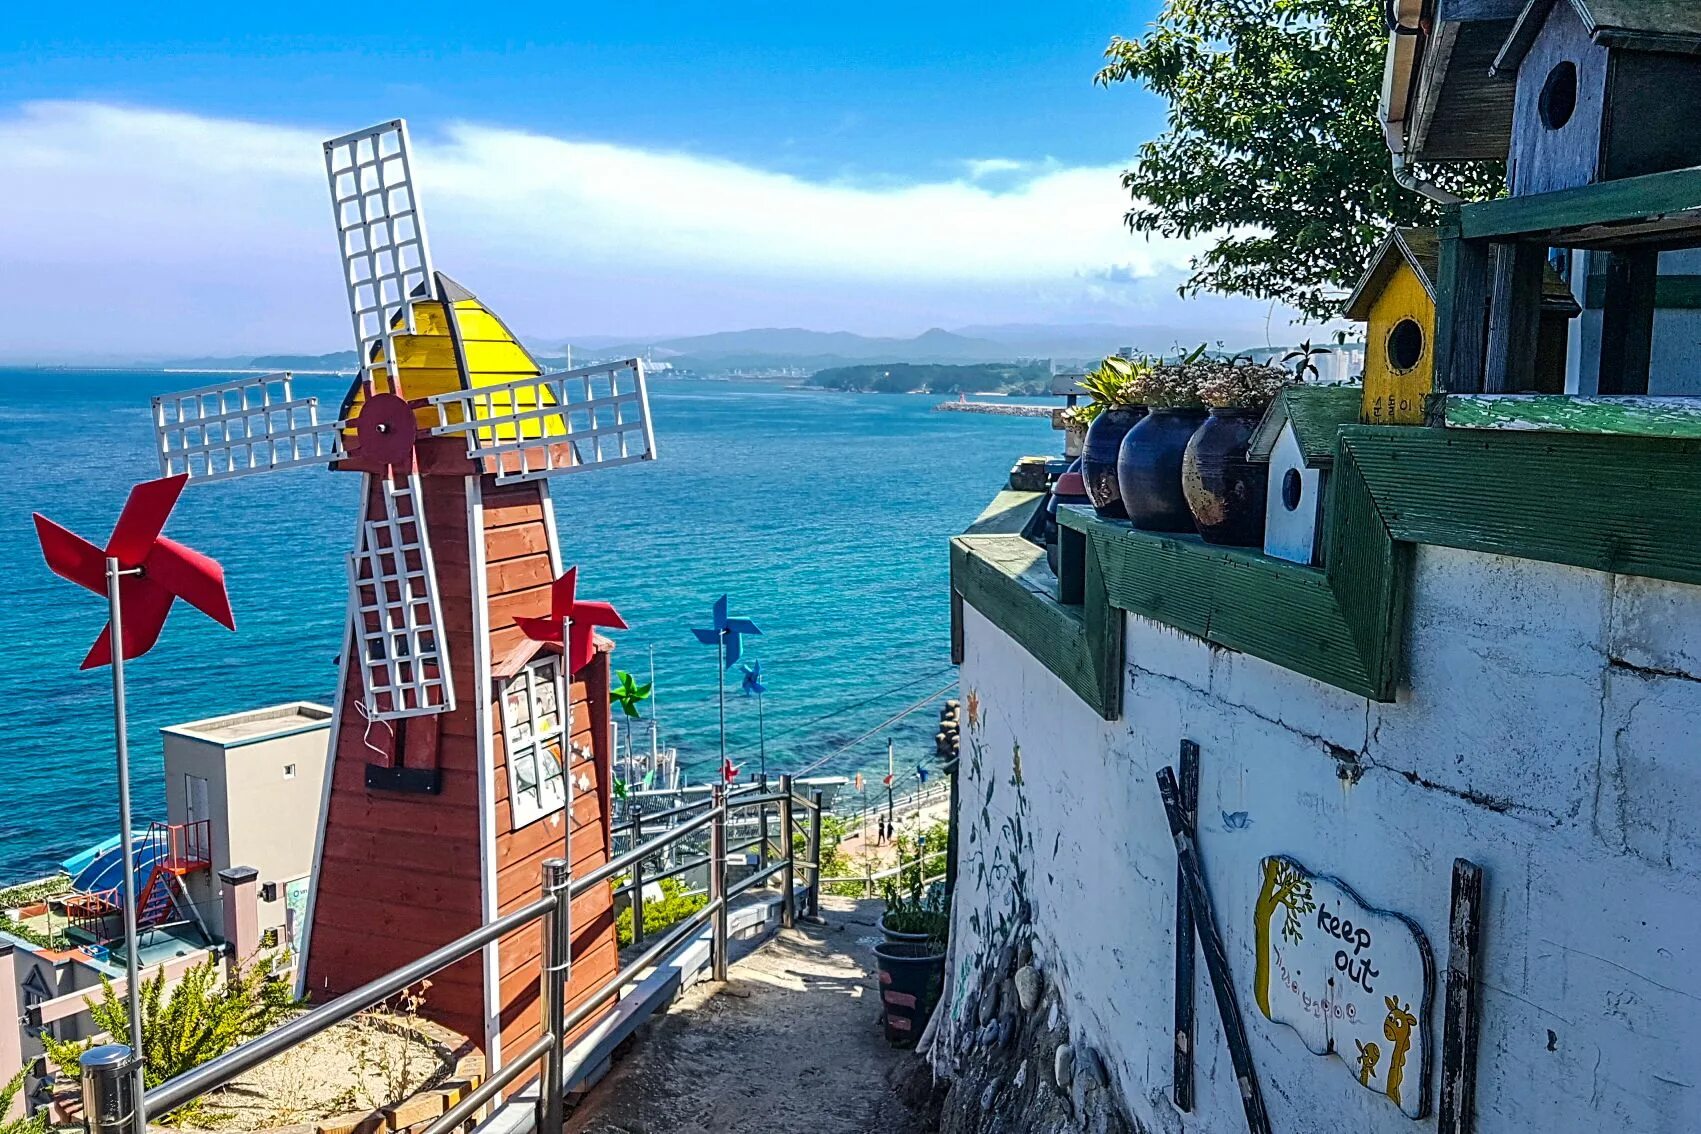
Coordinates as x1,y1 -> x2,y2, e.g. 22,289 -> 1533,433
1182,407 -> 1269,546
1117,406 -> 1208,532
1080,405 -> 1147,518
1063,424 -> 1087,458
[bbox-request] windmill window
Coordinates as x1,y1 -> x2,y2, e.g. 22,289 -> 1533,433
501,656 -> 568,829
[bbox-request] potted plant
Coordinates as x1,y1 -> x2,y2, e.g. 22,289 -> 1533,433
1183,359 -> 1297,545
874,874 -> 948,1047
1057,403 -> 1093,458
1077,356 -> 1149,518
1116,349 -> 1210,531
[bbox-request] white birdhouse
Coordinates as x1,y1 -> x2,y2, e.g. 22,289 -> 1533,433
1247,387 -> 1361,566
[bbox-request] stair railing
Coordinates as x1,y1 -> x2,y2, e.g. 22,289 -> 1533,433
81,781 -> 827,1134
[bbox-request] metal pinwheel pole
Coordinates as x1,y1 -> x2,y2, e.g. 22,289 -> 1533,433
106,557 -> 147,1133
717,633 -> 728,778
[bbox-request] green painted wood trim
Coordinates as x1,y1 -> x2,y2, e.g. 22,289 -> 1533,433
1341,427 -> 1701,586
1459,165 -> 1701,243
1068,512 -> 1393,700
1584,274 -> 1701,310
1442,394 -> 1701,438
1003,426 -> 1701,714
950,535 -> 1119,719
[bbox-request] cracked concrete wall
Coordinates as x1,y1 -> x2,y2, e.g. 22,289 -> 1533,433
949,544 -> 1701,1133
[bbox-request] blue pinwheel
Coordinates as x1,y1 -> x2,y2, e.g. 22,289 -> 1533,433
694,595 -> 763,780
915,762 -> 930,785
740,661 -> 766,697
692,595 -> 761,668
741,660 -> 770,781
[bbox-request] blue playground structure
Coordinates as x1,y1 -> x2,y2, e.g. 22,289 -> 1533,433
62,821 -> 213,946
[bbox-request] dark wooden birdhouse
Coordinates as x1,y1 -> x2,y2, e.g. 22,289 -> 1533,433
1494,1 -> 1701,197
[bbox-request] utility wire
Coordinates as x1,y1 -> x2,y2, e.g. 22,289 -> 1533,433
783,675 -> 960,780
724,664 -> 958,758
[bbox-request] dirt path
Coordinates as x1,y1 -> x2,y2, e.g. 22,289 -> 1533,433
563,896 -> 931,1134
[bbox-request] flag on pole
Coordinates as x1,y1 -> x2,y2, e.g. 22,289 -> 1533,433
882,772 -> 895,788
915,763 -> 929,785
855,772 -> 863,792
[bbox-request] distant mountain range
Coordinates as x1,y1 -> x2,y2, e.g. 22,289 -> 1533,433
151,322 -> 1253,375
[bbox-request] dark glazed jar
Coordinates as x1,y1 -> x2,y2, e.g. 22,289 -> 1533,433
1117,406 -> 1208,532
1181,407 -> 1269,546
1080,405 -> 1147,518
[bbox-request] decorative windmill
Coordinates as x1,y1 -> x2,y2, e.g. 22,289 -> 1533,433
143,119 -> 657,1065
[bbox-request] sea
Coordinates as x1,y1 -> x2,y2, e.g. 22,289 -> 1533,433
0,369 -> 1055,881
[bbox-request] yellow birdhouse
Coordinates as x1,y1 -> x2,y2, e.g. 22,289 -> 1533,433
1345,227 -> 1580,424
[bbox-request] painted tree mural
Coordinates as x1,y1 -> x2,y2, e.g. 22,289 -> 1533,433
1253,856 -> 1317,1016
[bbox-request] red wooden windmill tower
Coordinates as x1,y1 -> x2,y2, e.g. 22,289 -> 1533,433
144,120 -> 656,1064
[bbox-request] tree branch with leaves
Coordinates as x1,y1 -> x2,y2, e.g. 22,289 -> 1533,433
1096,0 -> 1502,321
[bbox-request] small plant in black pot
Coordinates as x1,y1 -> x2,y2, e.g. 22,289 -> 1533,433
1116,352 -> 1209,532
1077,356 -> 1149,519
1183,360 -> 1296,545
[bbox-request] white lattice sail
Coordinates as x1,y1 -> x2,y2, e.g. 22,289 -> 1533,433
152,373 -> 346,481
347,474 -> 456,720
324,120 -> 434,387
428,358 -> 656,484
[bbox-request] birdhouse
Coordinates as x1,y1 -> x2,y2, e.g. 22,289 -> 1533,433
1493,1 -> 1701,196
1246,387 -> 1361,566
1345,227 -> 1580,422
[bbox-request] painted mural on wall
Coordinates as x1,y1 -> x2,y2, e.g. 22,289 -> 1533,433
1252,855 -> 1435,1119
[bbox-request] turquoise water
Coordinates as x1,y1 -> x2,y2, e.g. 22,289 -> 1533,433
0,369 -> 1052,880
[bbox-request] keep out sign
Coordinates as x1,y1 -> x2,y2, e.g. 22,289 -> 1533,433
1251,855 -> 1436,1118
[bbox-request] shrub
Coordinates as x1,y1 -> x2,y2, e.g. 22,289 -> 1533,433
0,1067 -> 47,1134
615,877 -> 709,947
43,952 -> 297,1122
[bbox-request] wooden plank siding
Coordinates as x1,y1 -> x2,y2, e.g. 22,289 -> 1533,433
481,479 -> 619,1080
305,470 -> 487,1046
305,466 -> 621,1073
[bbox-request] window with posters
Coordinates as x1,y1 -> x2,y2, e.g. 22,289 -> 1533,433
501,656 -> 569,828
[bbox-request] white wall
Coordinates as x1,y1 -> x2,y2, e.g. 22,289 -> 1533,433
948,546 -> 1701,1133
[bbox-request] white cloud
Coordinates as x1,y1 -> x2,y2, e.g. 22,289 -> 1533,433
0,101 -> 1280,359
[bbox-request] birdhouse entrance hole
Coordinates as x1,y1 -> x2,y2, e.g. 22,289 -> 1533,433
1281,468 -> 1303,512
1538,61 -> 1577,131
1386,318 -> 1425,374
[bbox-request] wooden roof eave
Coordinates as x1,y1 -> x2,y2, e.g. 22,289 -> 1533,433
1495,0 -> 1701,74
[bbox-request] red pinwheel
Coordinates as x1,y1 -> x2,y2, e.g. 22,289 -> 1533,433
721,757 -> 741,784
515,567 -> 627,675
33,474 -> 236,670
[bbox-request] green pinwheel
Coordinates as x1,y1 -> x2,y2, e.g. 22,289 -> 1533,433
611,671 -> 653,719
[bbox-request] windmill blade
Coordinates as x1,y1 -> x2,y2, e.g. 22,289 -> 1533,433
324,120 -> 435,390
33,514 -> 107,595
152,373 -> 347,481
106,475 -> 186,563
346,472 -> 455,721
145,537 -> 236,631
428,358 -> 655,485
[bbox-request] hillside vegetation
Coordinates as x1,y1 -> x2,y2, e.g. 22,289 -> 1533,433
807,361 -> 1053,394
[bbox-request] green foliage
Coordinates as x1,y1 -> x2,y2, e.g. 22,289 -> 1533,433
881,822 -> 951,945
42,953 -> 297,1122
807,361 -> 1053,394
615,877 -> 709,947
1096,0 -> 1503,320
0,876 -> 70,909
0,1067 -> 47,1134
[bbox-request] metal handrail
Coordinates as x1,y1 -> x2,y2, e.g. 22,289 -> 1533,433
143,894 -> 554,1114
96,778 -> 824,1134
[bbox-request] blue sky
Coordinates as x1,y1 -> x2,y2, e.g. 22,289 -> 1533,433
0,3 -> 1305,360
